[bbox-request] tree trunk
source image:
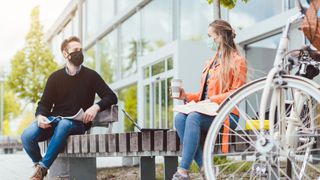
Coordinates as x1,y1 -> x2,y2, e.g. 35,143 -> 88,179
213,0 -> 221,20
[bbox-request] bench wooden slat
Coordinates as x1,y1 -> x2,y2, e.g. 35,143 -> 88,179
119,133 -> 130,152
98,134 -> 108,153
89,134 -> 98,153
73,135 -> 81,153
154,131 -> 166,151
234,131 -> 247,152
107,134 -> 119,153
67,136 -> 73,154
81,135 -> 89,153
167,131 -> 180,151
142,131 -> 154,151
130,132 -> 142,152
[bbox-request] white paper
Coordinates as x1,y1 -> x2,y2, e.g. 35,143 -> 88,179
173,101 -> 218,116
43,109 -> 85,124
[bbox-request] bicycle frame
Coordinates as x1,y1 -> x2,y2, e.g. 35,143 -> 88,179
259,12 -> 305,133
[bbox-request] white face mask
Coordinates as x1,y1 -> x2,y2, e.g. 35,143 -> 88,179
206,38 -> 219,51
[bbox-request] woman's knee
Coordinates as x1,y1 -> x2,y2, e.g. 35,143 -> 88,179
175,113 -> 187,129
185,112 -> 202,126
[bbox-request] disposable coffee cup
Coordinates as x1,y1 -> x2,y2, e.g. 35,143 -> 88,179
171,79 -> 182,98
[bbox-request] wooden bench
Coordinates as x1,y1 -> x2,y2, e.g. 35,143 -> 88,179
0,136 -> 23,154
40,105 -> 181,180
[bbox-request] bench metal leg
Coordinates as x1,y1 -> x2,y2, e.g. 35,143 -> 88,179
164,156 -> 178,180
49,157 -> 96,180
140,156 -> 155,180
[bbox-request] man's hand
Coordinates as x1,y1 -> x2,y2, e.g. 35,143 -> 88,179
37,115 -> 52,129
83,104 -> 100,124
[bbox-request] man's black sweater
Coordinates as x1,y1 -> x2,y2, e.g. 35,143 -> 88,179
35,66 -> 118,119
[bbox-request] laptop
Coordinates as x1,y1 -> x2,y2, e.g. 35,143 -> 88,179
121,109 -> 169,132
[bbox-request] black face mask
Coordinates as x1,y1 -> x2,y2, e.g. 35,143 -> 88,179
68,51 -> 84,66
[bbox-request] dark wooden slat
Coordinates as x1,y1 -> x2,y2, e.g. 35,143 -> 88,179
247,131 -> 257,151
234,131 -> 248,152
154,131 -> 166,151
118,133 -> 130,152
130,132 -> 142,152
98,134 -> 108,153
107,134 -> 119,153
142,131 -> 154,151
166,131 -> 180,151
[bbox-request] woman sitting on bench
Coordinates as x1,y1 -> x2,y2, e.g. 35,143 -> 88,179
171,20 -> 247,180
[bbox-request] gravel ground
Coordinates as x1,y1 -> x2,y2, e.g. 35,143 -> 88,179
97,165 -> 203,180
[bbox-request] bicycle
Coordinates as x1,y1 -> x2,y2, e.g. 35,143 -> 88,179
203,0 -> 320,179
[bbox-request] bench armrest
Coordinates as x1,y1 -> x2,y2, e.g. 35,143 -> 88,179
92,104 -> 118,127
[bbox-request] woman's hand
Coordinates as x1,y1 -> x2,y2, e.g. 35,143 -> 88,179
179,88 -> 187,100
170,87 -> 188,101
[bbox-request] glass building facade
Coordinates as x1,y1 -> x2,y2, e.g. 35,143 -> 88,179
46,0 -> 303,132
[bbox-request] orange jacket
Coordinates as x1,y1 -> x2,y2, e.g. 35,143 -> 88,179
186,52 -> 247,117
185,52 -> 247,153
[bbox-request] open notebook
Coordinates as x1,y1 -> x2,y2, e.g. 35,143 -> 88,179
42,108 -> 85,124
173,101 -> 218,116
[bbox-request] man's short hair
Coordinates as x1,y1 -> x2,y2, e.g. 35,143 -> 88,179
60,36 -> 81,52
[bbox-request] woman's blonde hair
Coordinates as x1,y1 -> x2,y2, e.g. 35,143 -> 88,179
209,20 -> 246,93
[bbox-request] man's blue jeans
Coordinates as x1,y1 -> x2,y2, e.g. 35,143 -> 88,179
175,112 -> 239,170
21,117 -> 86,169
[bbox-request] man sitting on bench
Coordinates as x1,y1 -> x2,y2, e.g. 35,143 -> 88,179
21,36 -> 118,180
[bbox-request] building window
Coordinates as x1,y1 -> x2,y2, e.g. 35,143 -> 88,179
116,0 -> 140,14
51,32 -> 64,65
143,56 -> 174,128
100,0 -> 115,28
120,14 -> 138,79
63,21 -> 72,39
141,0 -> 172,55
84,45 -> 96,70
228,0 -> 283,30
99,30 -> 118,83
180,0 -> 213,41
72,10 -> 79,37
244,34 -> 281,80
84,0 -> 99,41
118,84 -> 137,132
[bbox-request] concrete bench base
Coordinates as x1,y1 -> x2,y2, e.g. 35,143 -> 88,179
49,156 -> 177,180
48,157 -> 96,180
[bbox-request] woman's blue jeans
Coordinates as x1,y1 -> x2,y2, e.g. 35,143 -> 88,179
175,112 -> 239,170
21,117 -> 86,169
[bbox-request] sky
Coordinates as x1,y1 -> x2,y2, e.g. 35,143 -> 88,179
0,0 -> 70,132
0,0 -> 70,75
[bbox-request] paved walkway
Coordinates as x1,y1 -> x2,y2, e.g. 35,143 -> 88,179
0,151 -> 124,179
0,152 -> 33,179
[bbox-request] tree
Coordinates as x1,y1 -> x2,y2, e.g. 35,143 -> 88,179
207,0 -> 249,9
207,0 -> 250,19
3,85 -> 22,135
17,112 -> 34,135
7,6 -> 58,104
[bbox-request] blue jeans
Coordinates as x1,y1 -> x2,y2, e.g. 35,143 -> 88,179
175,112 -> 239,170
21,117 -> 86,169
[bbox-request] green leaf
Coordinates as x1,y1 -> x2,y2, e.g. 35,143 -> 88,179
7,6 -> 58,104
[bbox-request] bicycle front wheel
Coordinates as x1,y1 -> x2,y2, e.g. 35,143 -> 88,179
204,75 -> 320,180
